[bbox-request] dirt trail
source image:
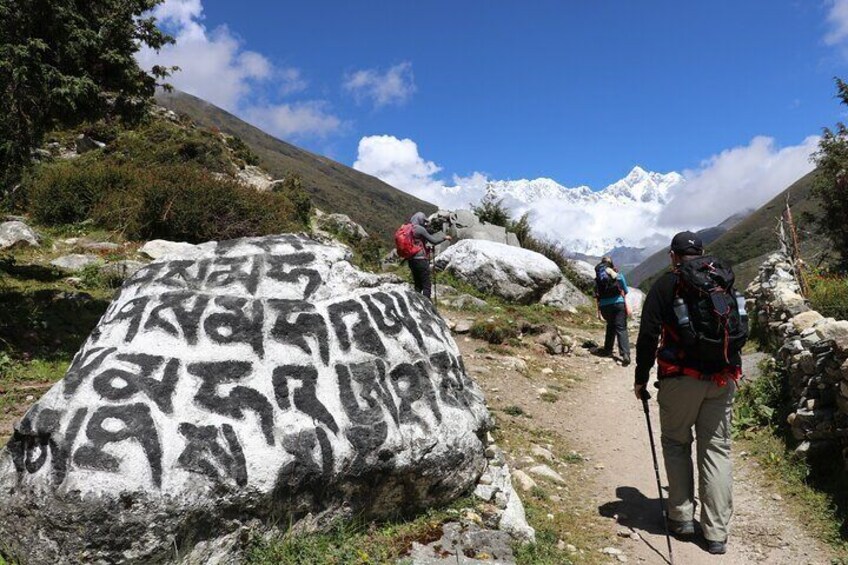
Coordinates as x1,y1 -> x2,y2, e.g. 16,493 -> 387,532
455,323 -> 834,564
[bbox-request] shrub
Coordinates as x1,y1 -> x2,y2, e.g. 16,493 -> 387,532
26,159 -> 309,243
471,193 -> 510,227
273,173 -> 313,226
225,135 -> 260,167
807,272 -> 848,321
106,120 -> 232,173
469,318 -> 519,344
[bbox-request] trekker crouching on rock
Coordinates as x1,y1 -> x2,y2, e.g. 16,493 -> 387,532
633,231 -> 749,555
594,256 -> 631,366
394,212 -> 451,300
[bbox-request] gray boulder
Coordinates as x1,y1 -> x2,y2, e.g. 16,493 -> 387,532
100,260 -> 148,281
50,254 -> 102,272
0,234 -> 490,564
569,260 -> 596,288
540,278 -> 591,313
430,209 -> 520,249
435,240 -> 561,304
0,220 -> 40,249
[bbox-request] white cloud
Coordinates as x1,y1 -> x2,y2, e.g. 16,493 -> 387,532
243,102 -> 342,140
825,0 -> 848,45
343,62 -> 416,107
137,0 -> 341,139
353,135 -> 447,200
657,135 -> 819,229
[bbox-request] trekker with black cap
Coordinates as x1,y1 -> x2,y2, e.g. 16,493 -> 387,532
395,212 -> 451,299
594,256 -> 631,365
634,231 -> 748,555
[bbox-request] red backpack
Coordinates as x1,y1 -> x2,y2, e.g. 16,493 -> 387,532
394,223 -> 423,259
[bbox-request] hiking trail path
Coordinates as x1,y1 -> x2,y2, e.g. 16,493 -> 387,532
454,320 -> 834,565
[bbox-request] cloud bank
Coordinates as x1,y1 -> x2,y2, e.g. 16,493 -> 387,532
657,136 -> 818,228
137,0 -> 342,139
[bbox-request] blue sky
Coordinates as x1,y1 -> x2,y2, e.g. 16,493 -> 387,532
140,0 -> 848,189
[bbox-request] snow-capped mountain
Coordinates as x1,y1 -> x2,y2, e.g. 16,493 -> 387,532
474,166 -> 684,256
484,166 -> 682,208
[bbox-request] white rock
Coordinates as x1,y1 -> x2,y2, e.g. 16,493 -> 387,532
498,467 -> 536,542
0,234 -> 491,563
453,320 -> 473,334
625,288 -> 645,317
434,240 -> 562,304
528,464 -> 565,484
50,254 -> 102,272
530,445 -> 554,462
140,239 -> 214,260
569,260 -> 596,288
511,469 -> 537,492
0,220 -> 40,249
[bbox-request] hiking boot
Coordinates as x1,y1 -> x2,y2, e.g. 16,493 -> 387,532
667,519 -> 694,537
706,539 -> 727,554
592,348 -> 613,357
620,355 -> 631,367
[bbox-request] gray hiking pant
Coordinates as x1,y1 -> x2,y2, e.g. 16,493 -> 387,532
657,376 -> 736,542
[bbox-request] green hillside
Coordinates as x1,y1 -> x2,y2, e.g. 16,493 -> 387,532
156,91 -> 436,244
638,170 -> 829,291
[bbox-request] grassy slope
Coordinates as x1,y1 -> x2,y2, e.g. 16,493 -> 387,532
156,91 -> 437,245
638,170 -> 828,291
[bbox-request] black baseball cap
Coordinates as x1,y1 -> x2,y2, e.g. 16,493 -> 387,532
670,231 -> 703,254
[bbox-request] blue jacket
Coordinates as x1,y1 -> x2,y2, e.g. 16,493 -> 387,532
598,272 -> 628,308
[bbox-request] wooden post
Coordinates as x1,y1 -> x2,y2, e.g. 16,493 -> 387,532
783,199 -> 809,297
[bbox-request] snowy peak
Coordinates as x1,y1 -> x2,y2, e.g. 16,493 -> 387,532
482,166 -> 683,207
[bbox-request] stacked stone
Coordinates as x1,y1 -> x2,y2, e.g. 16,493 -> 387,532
747,252 -> 848,464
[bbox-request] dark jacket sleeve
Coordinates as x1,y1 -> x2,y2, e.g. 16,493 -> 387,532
635,272 -> 675,386
412,225 -> 446,245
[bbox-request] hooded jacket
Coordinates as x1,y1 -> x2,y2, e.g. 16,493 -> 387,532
409,212 -> 446,259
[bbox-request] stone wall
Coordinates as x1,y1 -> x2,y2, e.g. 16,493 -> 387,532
746,252 -> 848,463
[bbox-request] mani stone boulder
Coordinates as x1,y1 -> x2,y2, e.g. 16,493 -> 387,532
434,239 -> 562,304
0,234 -> 490,564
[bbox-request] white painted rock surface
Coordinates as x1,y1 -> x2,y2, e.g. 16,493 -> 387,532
540,278 -> 591,313
0,234 -> 490,564
434,240 -> 562,304
0,220 -> 40,249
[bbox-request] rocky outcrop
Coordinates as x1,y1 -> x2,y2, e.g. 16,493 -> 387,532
314,209 -> 369,241
0,234 -> 491,564
0,220 -> 40,250
434,240 -> 562,304
748,252 -> 848,464
430,210 -> 520,249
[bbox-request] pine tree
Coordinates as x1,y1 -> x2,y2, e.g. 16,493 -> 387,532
0,0 -> 174,189
814,78 -> 848,268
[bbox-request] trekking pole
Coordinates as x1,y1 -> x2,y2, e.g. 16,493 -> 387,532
639,387 -> 675,565
430,245 -> 438,311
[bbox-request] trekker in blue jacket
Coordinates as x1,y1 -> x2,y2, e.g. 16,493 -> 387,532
594,256 -> 631,365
